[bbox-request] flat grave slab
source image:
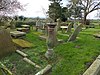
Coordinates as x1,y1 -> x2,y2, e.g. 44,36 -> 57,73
17,28 -> 29,32
10,31 -> 26,38
21,25 -> 30,28
60,26 -> 68,29
60,26 -> 68,33
12,39 -> 33,48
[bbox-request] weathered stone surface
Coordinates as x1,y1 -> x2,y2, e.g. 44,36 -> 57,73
0,62 -> 13,75
83,55 -> 100,75
58,39 -> 64,43
16,50 -> 28,57
45,48 -> 54,59
47,23 -> 57,48
93,34 -> 100,38
10,31 -> 26,38
35,64 -> 52,75
17,28 -> 29,33
67,25 -> 82,42
0,29 -> 16,58
45,23 -> 57,59
66,24 -> 72,33
56,18 -> 61,31
23,57 -> 41,69
35,19 -> 42,31
12,39 -> 33,48
60,26 -> 68,33
73,23 -> 78,29
21,25 -> 30,28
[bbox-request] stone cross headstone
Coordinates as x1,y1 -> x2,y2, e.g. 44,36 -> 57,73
0,29 -> 16,58
66,23 -> 72,33
45,23 -> 57,59
67,24 -> 82,42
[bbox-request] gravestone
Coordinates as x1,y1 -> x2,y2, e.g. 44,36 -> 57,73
66,23 -> 72,33
56,18 -> 61,31
36,19 -> 42,31
36,19 -> 40,31
10,19 -> 16,29
67,25 -> 82,42
73,23 -> 77,29
0,29 -> 16,58
46,23 -> 57,48
45,23 -> 57,59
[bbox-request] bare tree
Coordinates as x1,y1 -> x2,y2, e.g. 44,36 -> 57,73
79,0 -> 100,24
0,0 -> 23,16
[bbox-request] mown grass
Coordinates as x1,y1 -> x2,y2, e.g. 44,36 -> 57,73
0,25 -> 100,75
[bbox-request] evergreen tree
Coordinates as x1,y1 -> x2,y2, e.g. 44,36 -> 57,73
48,0 -> 62,22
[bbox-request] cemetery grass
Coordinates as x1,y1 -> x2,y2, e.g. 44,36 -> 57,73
0,30 -> 48,75
52,27 -> 100,75
0,26 -> 100,75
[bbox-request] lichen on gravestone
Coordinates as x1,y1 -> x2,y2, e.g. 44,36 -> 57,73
67,24 -> 82,42
0,29 -> 16,58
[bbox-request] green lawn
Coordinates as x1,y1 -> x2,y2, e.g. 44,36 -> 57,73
0,26 -> 100,75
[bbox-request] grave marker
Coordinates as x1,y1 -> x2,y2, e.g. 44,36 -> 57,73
45,23 -> 57,59
36,19 -> 42,31
67,25 -> 82,42
66,23 -> 72,33
56,18 -> 61,31
0,29 -> 16,58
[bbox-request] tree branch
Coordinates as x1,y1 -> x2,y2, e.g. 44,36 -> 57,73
89,8 -> 100,14
80,0 -> 86,8
92,2 -> 100,10
87,2 -> 100,14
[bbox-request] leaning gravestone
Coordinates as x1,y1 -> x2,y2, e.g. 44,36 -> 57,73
73,22 -> 78,29
67,24 -> 82,42
66,23 -> 72,33
0,29 -> 16,58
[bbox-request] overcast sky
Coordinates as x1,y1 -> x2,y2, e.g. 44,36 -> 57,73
17,0 -> 98,19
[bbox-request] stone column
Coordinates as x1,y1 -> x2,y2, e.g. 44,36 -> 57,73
45,23 -> 57,59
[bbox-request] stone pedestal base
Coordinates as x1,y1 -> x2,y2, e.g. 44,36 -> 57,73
45,48 -> 54,59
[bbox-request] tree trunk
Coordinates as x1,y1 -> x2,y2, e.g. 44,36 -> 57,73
83,13 -> 87,25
